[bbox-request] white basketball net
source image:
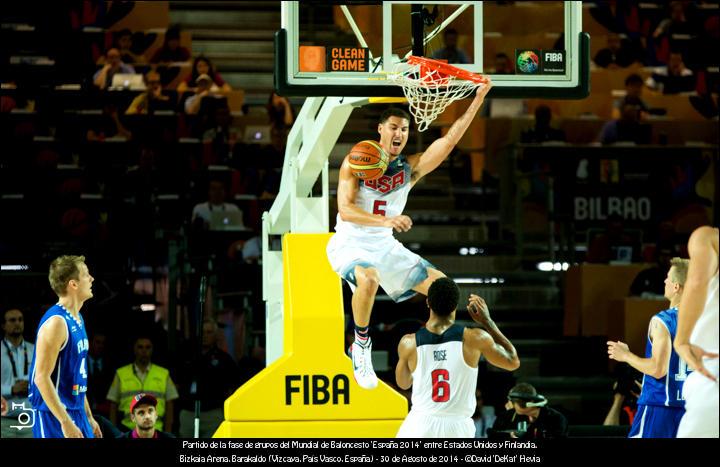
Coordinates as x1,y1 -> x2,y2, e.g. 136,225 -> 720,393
390,61 -> 486,132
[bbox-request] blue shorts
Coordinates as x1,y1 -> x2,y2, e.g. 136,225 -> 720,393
628,404 -> 684,438
33,408 -> 94,438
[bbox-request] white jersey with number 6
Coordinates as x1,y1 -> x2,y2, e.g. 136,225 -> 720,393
396,324 -> 478,438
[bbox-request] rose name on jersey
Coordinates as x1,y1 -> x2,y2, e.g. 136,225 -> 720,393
363,170 -> 405,194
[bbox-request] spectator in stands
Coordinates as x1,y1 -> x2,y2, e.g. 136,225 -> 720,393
603,363 -> 642,426
645,51 -> 695,94
178,319 -> 240,438
594,33 -> 638,69
177,56 -> 231,94
118,393 -> 174,438
267,91 -> 294,131
520,105 -> 565,143
489,383 -> 568,439
267,91 -> 295,151
149,25 -> 191,64
184,74 -> 227,115
431,28 -> 470,64
191,179 -> 243,230
126,70 -> 173,115
203,106 -> 239,165
653,2 -> 694,41
493,53 -> 514,74
106,336 -> 179,432
597,98 -> 651,145
1,308 -> 34,438
93,47 -> 136,90
612,74 -> 649,119
86,331 -> 114,418
114,29 -> 146,64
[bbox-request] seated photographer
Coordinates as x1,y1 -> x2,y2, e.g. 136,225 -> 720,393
603,363 -> 642,427
488,383 -> 568,439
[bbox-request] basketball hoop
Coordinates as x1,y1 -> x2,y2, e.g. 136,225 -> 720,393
389,55 -> 489,132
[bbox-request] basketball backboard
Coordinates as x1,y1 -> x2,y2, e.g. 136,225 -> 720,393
276,1 -> 589,98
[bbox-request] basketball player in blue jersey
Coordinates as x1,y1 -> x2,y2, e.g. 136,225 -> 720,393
28,255 -> 102,438
675,226 -> 719,437
607,258 -> 691,438
327,84 -> 493,389
395,278 -> 519,437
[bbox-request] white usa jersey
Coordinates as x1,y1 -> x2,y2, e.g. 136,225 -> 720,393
690,271 -> 719,354
410,324 -> 478,417
334,154 -> 412,238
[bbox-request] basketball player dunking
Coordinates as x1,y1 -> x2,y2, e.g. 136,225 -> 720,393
28,255 -> 102,438
327,84 -> 493,389
395,278 -> 519,437
674,226 -> 719,437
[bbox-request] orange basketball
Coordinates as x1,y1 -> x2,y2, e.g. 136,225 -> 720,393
347,140 -> 389,180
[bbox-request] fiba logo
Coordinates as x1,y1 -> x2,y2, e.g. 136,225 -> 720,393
9,401 -> 36,431
516,51 -> 539,74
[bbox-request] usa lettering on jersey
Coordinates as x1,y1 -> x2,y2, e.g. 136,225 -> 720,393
363,171 -> 405,193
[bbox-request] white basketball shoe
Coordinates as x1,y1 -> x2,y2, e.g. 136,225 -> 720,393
349,339 -> 378,390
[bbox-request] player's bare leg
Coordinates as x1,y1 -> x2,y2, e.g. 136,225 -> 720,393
349,265 -> 380,389
412,267 -> 447,296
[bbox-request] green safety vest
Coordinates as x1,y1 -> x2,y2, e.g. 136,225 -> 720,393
116,364 -> 169,430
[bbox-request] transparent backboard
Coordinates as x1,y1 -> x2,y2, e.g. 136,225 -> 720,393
276,1 -> 589,98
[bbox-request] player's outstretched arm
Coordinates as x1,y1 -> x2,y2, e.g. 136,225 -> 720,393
395,334 -> 416,390
337,157 -> 413,232
33,316 -> 83,438
410,82 -> 492,184
675,226 -> 720,381
466,295 -> 520,371
607,317 -> 671,378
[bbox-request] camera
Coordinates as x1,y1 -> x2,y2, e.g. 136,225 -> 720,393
9,401 -> 36,431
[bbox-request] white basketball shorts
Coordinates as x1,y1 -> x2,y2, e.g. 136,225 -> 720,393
396,411 -> 475,438
677,357 -> 719,438
326,232 -> 434,302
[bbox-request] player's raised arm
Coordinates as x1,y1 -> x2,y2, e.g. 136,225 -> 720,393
409,82 -> 492,185
337,156 -> 412,232
33,316 -> 83,438
466,294 -> 520,371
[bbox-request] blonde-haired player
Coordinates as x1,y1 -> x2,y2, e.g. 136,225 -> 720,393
608,258 -> 692,438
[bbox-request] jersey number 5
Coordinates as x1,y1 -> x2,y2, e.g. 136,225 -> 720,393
373,200 -> 387,216
431,369 -> 450,402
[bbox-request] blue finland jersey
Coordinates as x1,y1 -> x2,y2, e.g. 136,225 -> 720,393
637,307 -> 691,408
28,304 -> 89,412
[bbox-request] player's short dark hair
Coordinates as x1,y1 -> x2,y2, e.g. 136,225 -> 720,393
427,277 -> 459,317
379,107 -> 411,124
625,73 -> 643,86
